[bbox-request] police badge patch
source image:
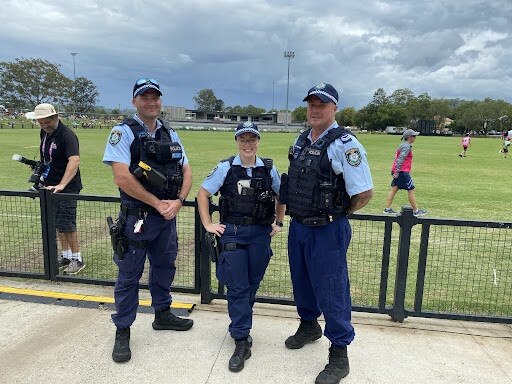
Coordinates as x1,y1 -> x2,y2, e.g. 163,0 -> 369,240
109,130 -> 122,145
345,148 -> 362,166
206,165 -> 218,178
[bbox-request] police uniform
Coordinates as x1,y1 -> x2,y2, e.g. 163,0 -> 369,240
285,122 -> 373,347
202,154 -> 281,340
103,114 -> 188,329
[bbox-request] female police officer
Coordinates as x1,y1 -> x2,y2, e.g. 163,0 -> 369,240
197,122 -> 285,372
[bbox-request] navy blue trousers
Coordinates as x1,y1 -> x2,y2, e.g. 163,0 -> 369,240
216,223 -> 272,340
111,213 -> 177,329
288,216 -> 354,346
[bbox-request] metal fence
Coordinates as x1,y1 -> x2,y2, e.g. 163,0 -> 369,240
1,189 -> 510,324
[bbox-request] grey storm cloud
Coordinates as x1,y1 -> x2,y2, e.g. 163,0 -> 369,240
0,0 -> 511,110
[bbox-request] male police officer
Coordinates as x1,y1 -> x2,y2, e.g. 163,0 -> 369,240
281,83 -> 373,384
197,122 -> 285,372
103,78 -> 193,363
25,103 -> 83,274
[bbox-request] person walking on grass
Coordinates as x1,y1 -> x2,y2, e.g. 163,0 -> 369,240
500,137 -> 510,158
383,129 -> 427,217
459,133 -> 471,157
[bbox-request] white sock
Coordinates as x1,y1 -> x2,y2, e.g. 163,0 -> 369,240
71,252 -> 82,262
62,249 -> 71,259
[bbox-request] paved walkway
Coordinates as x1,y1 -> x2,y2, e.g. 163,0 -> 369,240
0,277 -> 511,384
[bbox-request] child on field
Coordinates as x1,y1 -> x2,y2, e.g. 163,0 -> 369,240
459,133 -> 471,157
499,138 -> 510,158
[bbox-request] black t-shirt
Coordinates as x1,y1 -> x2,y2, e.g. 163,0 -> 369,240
39,121 -> 82,192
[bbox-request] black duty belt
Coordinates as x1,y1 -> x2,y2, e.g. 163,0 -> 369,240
223,216 -> 256,225
292,214 -> 345,226
121,204 -> 160,217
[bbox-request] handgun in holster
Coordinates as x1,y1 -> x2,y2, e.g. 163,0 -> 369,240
205,232 -> 220,263
132,161 -> 167,189
107,216 -> 128,259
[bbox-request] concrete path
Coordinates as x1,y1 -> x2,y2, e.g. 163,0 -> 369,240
0,277 -> 511,384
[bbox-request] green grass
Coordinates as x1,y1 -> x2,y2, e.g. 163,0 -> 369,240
1,126 -> 510,317
1,127 -> 508,220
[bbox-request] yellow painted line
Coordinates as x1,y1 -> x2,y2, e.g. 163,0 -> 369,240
0,286 -> 194,310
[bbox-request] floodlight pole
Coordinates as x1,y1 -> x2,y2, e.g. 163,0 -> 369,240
284,51 -> 294,128
71,52 -> 77,115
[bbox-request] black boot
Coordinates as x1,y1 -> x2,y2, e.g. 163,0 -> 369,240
315,345 -> 350,384
112,327 -> 131,363
228,339 -> 251,372
285,319 -> 322,349
152,306 -> 194,331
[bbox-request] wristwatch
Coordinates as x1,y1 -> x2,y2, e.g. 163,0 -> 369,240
275,220 -> 284,227
178,196 -> 186,204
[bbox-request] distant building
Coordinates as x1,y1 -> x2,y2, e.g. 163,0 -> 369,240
163,106 -> 277,124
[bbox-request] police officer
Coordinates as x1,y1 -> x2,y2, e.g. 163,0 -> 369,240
197,122 -> 285,372
102,78 -> 193,363
281,83 -> 373,384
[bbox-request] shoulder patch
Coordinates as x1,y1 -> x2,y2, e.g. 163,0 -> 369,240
345,148 -> 362,167
206,165 -> 218,178
109,130 -> 122,146
340,134 -> 352,143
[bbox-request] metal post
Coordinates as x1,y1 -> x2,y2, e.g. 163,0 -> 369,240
71,52 -> 77,115
272,81 -> 275,111
283,51 -> 294,128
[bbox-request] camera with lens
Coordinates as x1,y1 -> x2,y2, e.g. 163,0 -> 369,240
12,154 -> 47,191
143,137 -> 183,163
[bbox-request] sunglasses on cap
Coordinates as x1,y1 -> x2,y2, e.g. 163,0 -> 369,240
135,78 -> 159,87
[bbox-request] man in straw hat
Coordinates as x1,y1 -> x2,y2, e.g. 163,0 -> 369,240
25,103 -> 83,274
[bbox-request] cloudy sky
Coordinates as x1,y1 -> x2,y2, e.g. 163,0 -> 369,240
1,0 -> 511,111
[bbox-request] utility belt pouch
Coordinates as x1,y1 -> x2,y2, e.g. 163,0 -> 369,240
279,173 -> 288,204
205,232 -> 219,263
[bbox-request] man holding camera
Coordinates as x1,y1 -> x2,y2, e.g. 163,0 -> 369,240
281,83 -> 373,384
102,78 -> 193,363
25,103 -> 83,275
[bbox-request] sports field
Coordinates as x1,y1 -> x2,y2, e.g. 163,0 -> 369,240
1,127 -> 508,221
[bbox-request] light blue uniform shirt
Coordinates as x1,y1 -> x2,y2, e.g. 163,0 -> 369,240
102,114 -> 189,166
293,123 -> 373,197
202,155 -> 281,196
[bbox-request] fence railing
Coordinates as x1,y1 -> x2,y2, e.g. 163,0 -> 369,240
1,189 -> 510,324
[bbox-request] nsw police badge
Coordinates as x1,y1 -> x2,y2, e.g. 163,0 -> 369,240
345,148 -> 362,166
109,130 -> 122,146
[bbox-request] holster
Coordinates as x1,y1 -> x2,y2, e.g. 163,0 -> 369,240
107,216 -> 129,259
205,232 -> 220,263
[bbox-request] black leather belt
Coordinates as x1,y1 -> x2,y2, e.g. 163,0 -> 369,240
292,214 -> 345,226
121,204 -> 159,217
223,216 -> 255,225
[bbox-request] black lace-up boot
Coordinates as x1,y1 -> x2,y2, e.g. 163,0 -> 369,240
315,345 -> 349,384
228,339 -> 251,372
152,306 -> 193,331
112,327 -> 131,363
285,319 -> 322,349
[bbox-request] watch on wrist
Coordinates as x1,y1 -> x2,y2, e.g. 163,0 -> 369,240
275,220 -> 284,227
178,196 -> 185,204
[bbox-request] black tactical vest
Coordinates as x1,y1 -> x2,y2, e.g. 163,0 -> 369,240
286,127 -> 351,218
218,156 -> 276,225
120,118 -> 184,207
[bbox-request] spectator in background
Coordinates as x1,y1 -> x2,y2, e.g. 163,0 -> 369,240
383,129 -> 428,217
25,103 -> 83,274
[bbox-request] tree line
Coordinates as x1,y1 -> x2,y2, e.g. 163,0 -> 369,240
2,58 -> 510,133
0,58 -> 99,114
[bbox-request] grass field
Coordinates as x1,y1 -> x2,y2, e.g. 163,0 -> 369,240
1,126 -> 508,221
1,126 -> 510,317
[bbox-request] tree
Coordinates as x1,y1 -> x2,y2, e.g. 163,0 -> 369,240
389,89 -> 415,106
0,57 -> 73,110
292,106 -> 307,123
71,76 -> 99,113
193,89 -> 219,111
214,98 -> 225,112
336,107 -> 357,126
